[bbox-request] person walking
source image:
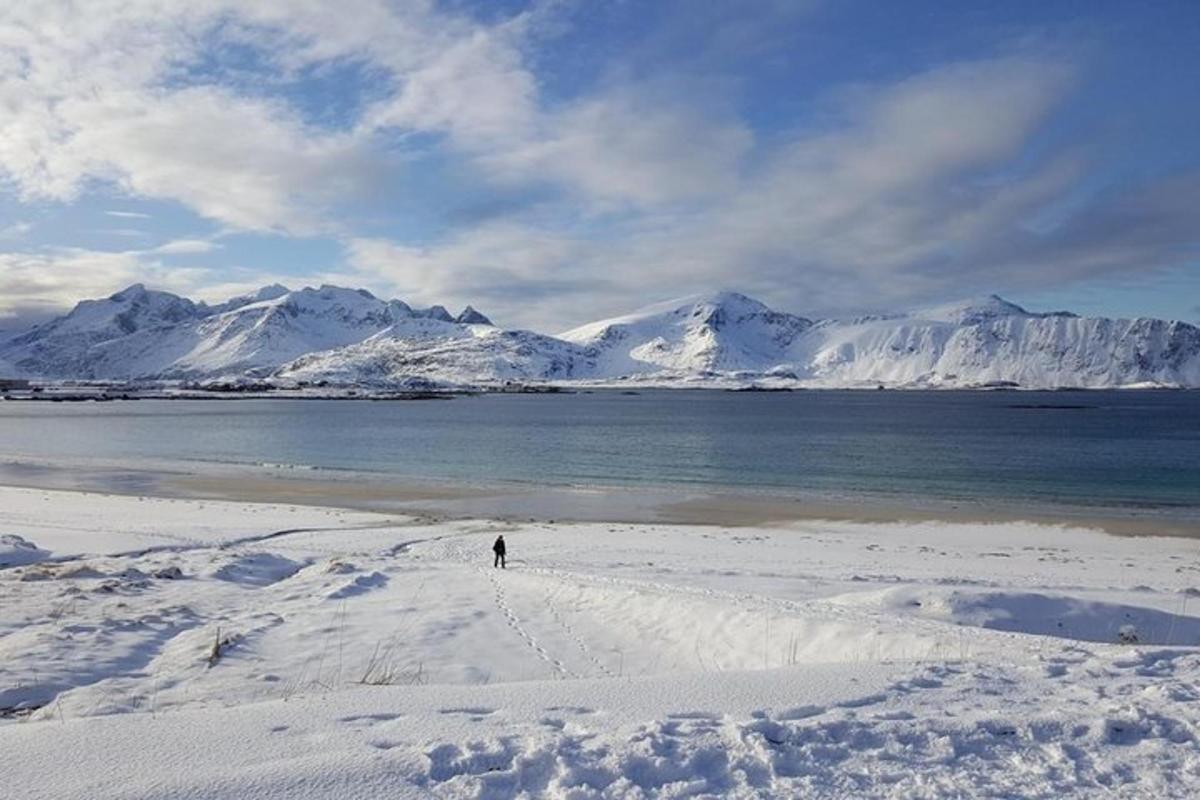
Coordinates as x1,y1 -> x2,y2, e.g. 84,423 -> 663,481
492,535 -> 507,569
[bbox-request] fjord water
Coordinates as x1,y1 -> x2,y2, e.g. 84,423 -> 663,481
0,390 -> 1197,512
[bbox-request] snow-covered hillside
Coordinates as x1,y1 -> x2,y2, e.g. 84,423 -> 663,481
555,292 -> 1199,389
0,284 -> 492,381
559,291 -> 813,379
279,318 -> 587,388
800,297 -> 1200,388
2,285 -> 1198,388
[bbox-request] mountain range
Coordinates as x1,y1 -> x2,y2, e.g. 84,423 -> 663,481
2,284 -> 1198,389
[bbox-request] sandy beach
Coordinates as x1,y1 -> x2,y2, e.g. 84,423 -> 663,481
2,455 -> 1197,538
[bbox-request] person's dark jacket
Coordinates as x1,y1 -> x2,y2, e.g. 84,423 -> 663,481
493,537 -> 506,555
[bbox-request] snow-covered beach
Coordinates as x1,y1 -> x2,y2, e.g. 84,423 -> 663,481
3,485 -> 1199,798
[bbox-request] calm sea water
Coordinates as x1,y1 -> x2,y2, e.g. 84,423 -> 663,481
0,390 -> 1197,512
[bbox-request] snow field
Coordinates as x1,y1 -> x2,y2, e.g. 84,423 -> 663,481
2,487 -> 1199,797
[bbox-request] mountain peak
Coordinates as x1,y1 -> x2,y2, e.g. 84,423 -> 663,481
560,291 -> 788,342
253,284 -> 290,302
12,283 -> 201,348
106,284 -> 206,311
699,290 -> 761,306
630,291 -> 770,322
414,305 -> 454,323
455,306 -> 493,325
664,290 -> 770,315
917,295 -> 1029,325
310,284 -> 376,301
686,291 -> 777,319
205,284 -> 292,315
110,283 -> 149,301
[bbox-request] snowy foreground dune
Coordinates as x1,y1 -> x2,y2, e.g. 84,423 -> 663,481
2,487 -> 1200,798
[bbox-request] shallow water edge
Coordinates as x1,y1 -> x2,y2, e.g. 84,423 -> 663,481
0,456 -> 1197,537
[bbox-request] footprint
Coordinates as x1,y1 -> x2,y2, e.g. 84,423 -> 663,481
1045,663 -> 1069,678
545,705 -> 595,715
776,705 -> 824,721
668,711 -> 719,721
488,570 -> 573,678
837,692 -> 888,709
340,712 -> 404,724
426,741 -> 517,783
439,706 -> 497,722
367,738 -> 403,750
873,710 -> 915,721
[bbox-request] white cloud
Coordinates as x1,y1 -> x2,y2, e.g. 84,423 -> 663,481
485,84 -> 753,207
360,24 -> 539,150
0,1 -> 524,233
92,228 -> 149,238
0,247 -> 207,318
62,86 -> 380,233
151,239 -> 220,255
337,56 -> 1075,325
2,0 -> 754,231
0,2 -> 792,243
344,54 -> 1199,329
0,221 -> 32,240
626,58 -> 1081,295
346,225 -> 595,327
1,4 -> 1197,329
0,243 -> 305,325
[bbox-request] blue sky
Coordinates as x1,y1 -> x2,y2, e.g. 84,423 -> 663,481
1,0 -> 1198,331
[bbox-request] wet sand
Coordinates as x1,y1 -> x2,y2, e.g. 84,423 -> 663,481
659,494 -> 1200,538
0,457 -> 1197,538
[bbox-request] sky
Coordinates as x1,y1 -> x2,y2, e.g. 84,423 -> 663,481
1,0 -> 1198,333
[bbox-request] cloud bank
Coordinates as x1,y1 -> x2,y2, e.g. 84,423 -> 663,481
0,1 -> 1197,330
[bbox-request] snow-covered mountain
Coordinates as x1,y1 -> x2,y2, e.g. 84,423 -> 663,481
799,297 -> 1200,388
203,283 -> 290,315
553,292 -> 1199,388
2,285 -> 1198,388
278,319 -> 584,387
279,292 -> 1200,389
559,291 -> 813,379
0,284 -> 493,381
0,284 -> 207,379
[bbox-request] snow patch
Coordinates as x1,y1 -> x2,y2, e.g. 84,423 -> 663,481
841,586 -> 1200,646
0,535 -> 48,568
210,553 -> 305,587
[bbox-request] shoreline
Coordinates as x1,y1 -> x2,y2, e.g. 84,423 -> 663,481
3,385 -> 1199,400
0,456 -> 1197,537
